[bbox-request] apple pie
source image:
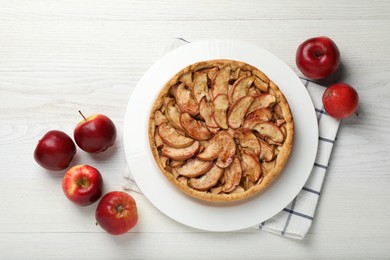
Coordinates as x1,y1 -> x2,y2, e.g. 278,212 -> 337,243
148,59 -> 294,202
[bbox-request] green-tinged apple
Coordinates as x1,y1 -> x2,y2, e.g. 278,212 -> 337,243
95,191 -> 138,235
34,130 -> 76,171
74,111 -> 117,153
62,164 -> 103,206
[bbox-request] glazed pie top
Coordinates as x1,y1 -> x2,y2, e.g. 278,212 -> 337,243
148,59 -> 294,202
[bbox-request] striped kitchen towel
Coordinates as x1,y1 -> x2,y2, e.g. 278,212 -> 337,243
259,77 -> 340,239
122,38 -> 341,239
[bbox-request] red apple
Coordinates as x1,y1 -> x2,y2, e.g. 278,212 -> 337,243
34,130 -> 76,171
296,36 -> 340,79
74,111 -> 117,153
62,164 -> 103,206
322,82 -> 359,120
95,191 -> 138,235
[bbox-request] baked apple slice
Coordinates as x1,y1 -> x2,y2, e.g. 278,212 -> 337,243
248,86 -> 262,97
213,94 -> 229,129
199,97 -> 219,128
179,71 -> 193,87
211,66 -> 231,99
159,154 -> 169,169
231,67 -> 241,80
170,159 -> 185,168
246,108 -> 273,121
180,112 -> 212,141
197,131 -> 234,163
157,123 -> 195,148
230,76 -> 254,103
273,103 -> 284,119
276,119 -> 286,127
241,149 -> 262,183
252,69 -> 270,84
165,100 -> 185,132
197,136 -> 220,161
222,156 -> 242,193
174,158 -> 214,178
154,110 -> 168,126
253,122 -> 285,143
246,93 -> 276,115
253,77 -> 269,92
188,164 -> 224,191
262,160 -> 276,176
242,109 -> 272,130
174,83 -> 199,116
161,141 -> 200,161
204,66 -> 219,81
192,73 -> 209,103
227,96 -> 254,129
258,138 -> 275,162
154,130 -> 164,149
216,131 -> 236,168
234,128 -> 261,157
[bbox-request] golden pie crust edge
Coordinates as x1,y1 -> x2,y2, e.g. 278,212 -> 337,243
148,59 -> 294,202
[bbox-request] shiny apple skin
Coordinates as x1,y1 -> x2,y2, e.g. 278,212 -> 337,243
74,114 -> 117,153
296,36 -> 340,80
34,130 -> 76,171
95,191 -> 138,235
62,165 -> 103,206
322,82 -> 359,120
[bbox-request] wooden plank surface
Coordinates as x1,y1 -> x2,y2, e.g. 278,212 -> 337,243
0,1 -> 390,259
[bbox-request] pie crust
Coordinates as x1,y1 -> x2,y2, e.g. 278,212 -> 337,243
148,59 -> 294,202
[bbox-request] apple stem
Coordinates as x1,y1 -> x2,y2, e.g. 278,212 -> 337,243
78,110 -> 87,121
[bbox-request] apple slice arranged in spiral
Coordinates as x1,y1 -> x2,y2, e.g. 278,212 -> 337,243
227,96 -> 254,129
179,71 -> 193,87
174,158 -> 214,178
230,76 -> 254,103
154,110 -> 168,126
216,131 -> 236,168
243,108 -> 273,129
161,141 -> 200,161
234,128 -> 261,157
164,100 -> 185,132
253,77 -> 269,92
180,112 -> 211,141
188,164 -> 224,191
173,83 -> 199,116
252,69 -> 270,84
197,131 -> 235,167
192,73 -> 209,103
246,93 -> 276,115
154,130 -> 164,149
213,94 -> 229,129
258,138 -> 275,162
246,108 -> 273,121
199,97 -> 219,129
222,156 -> 242,193
241,149 -> 262,183
253,122 -> 285,143
211,66 -> 231,99
157,123 -> 195,148
197,138 -> 220,161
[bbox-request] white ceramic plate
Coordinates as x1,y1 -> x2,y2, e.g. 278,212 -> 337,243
124,39 -> 318,232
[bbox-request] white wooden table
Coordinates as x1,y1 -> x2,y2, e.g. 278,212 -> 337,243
1,1 -> 390,258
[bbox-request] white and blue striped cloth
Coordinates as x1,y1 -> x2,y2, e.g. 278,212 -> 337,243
123,38 -> 340,239
259,77 -> 340,239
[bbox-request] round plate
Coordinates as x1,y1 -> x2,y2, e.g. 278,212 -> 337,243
124,39 -> 318,231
